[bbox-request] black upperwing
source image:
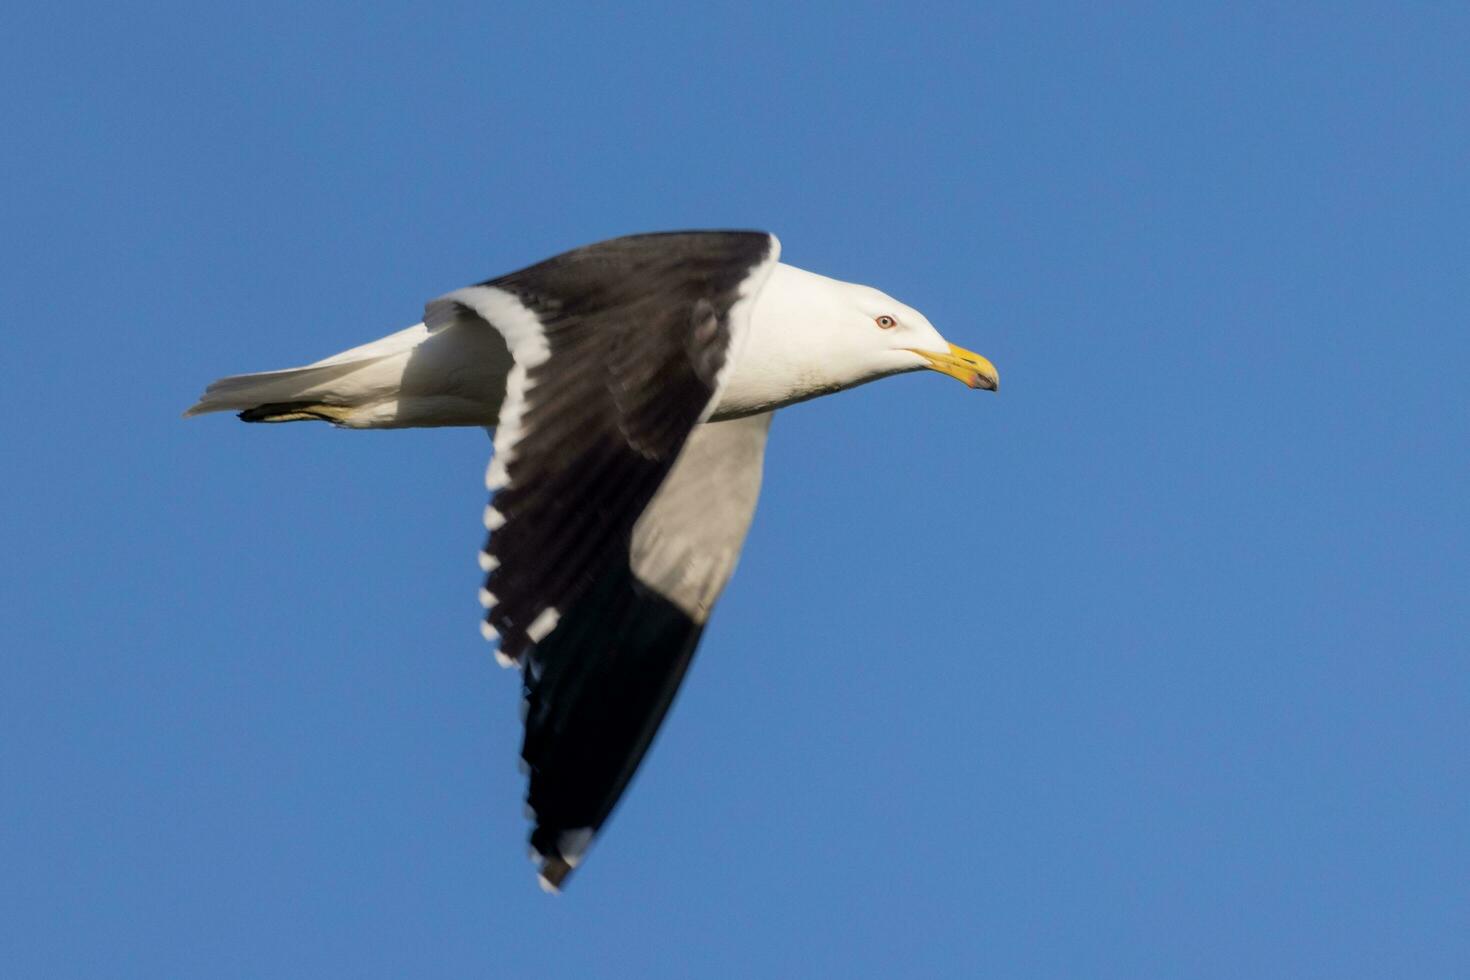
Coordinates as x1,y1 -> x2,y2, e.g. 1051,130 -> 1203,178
426,232 -> 779,888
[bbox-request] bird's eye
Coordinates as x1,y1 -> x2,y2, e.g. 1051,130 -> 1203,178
875,315 -> 897,329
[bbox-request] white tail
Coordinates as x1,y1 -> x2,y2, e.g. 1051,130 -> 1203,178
184,319 -> 512,429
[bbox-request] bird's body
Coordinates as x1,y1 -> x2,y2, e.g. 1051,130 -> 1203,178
189,262 -> 989,429
187,231 -> 997,890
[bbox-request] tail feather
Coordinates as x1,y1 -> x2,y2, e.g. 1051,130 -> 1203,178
184,317 -> 510,428
182,359 -> 393,419
235,401 -> 359,424
184,323 -> 434,419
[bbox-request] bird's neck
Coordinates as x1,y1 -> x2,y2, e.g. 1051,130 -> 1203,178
712,264 -> 859,420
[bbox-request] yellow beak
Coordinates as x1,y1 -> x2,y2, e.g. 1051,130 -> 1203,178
908,343 -> 999,391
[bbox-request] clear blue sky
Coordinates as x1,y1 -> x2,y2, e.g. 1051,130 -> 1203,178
3,2 -> 1466,977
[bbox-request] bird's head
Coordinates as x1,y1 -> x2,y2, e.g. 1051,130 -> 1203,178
834,280 -> 999,393
755,264 -> 998,396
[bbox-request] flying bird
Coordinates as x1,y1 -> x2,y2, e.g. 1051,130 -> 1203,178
186,231 -> 998,890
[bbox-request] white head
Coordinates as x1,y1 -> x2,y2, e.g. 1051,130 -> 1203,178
716,263 -> 998,418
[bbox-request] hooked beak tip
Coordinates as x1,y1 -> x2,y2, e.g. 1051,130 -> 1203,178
910,343 -> 999,393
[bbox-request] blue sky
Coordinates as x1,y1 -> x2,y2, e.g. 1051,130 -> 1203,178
3,2 -> 1466,976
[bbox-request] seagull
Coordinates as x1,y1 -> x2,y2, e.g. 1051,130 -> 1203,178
186,231 -> 998,890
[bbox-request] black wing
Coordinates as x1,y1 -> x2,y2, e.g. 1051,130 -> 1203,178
426,231 -> 779,888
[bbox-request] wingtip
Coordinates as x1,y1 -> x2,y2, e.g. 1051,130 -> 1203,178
537,858 -> 573,893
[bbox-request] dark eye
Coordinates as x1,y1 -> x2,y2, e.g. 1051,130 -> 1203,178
876,315 -> 897,329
